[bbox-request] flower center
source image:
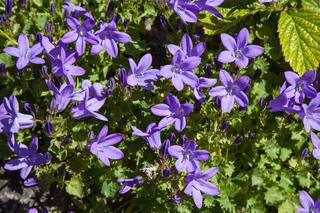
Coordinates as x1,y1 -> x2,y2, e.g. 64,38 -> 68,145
296,81 -> 304,91
235,50 -> 243,58
77,27 -> 86,37
173,107 -> 184,117
183,150 -> 193,161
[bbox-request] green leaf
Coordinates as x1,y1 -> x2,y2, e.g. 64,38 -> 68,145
302,0 -> 320,13
264,186 -> 285,204
278,9 -> 320,74
66,176 -> 84,198
101,181 -> 118,198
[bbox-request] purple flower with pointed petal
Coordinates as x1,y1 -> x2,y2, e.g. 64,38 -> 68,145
193,77 -> 217,103
46,80 -> 74,113
61,17 -> 99,56
4,33 -> 44,69
91,21 -> 131,58
4,134 -> 50,179
117,176 -> 143,194
42,37 -> 85,81
160,51 -> 200,91
168,0 -> 200,24
24,178 -> 39,187
184,167 -> 219,209
209,69 -> 250,113
87,125 -> 124,166
132,122 -> 162,150
217,28 -> 264,68
62,1 -> 94,22
151,93 -> 193,131
167,33 -> 206,58
168,140 -> 210,172
284,70 -> 317,104
298,93 -> 320,133
267,82 -> 301,113
298,191 -> 320,213
195,0 -> 224,18
311,132 -> 320,160
127,54 -> 159,90
71,85 -> 107,121
0,95 -> 34,133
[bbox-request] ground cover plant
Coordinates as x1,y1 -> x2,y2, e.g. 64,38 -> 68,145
0,0 -> 320,212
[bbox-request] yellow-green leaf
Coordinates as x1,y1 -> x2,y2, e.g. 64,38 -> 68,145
278,10 -> 320,74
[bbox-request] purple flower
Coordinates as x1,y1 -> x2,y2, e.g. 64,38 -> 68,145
167,33 -> 206,58
168,0 -> 200,24
0,95 -> 34,133
87,125 -> 124,167
117,176 -> 143,194
283,70 -> 317,104
168,140 -> 210,172
131,122 -> 162,150
267,83 -> 301,113
193,77 -> 217,103
209,69 -> 250,113
298,94 -> 320,133
4,33 -> 44,69
184,167 -> 219,209
91,21 -> 131,58
4,134 -> 51,179
160,51 -> 200,91
46,80 -> 74,113
195,0 -> 224,18
127,54 -> 159,90
217,28 -> 264,68
42,36 -> 85,81
24,178 -> 39,187
61,17 -> 99,56
62,1 -> 94,21
298,191 -> 320,213
311,132 -> 320,160
71,83 -> 108,121
151,93 -> 193,131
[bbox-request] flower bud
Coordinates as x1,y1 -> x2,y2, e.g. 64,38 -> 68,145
161,139 -> 171,158
179,135 -> 187,145
44,119 -> 54,135
173,23 -> 179,32
112,14 -> 121,23
44,22 -> 52,33
159,15 -> 167,29
234,135 -> 244,145
5,0 -> 13,14
0,64 -> 6,76
24,102 -> 35,114
172,195 -> 181,204
0,15 -> 7,23
301,148 -> 308,159
118,68 -> 127,85
258,98 -> 264,108
220,121 -> 229,132
35,32 -> 42,43
167,132 -> 176,143
49,3 -> 55,14
41,65 -> 49,79
204,64 -> 212,77
163,168 -> 171,177
214,57 -> 222,70
123,18 -> 129,29
214,96 -> 221,109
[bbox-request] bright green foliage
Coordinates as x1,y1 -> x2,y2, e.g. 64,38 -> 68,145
278,9 -> 320,74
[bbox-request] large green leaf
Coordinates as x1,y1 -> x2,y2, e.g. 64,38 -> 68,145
66,176 -> 84,198
302,0 -> 320,12
278,10 -> 320,74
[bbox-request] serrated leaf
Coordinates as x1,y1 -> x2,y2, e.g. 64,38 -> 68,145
101,181 -> 118,198
66,176 -> 84,198
278,10 -> 320,74
264,187 -> 284,204
302,0 -> 320,13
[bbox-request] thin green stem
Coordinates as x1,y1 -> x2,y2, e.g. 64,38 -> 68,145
0,29 -> 17,45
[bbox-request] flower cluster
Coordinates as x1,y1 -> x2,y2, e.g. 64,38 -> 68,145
268,70 -> 320,160
0,0 -> 269,210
